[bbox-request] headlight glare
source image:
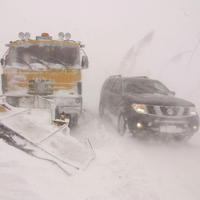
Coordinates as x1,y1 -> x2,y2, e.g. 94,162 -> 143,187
132,104 -> 148,114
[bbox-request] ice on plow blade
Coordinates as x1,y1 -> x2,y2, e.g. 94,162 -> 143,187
0,106 -> 95,175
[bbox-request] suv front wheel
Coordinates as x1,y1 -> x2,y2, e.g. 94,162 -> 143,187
117,114 -> 127,135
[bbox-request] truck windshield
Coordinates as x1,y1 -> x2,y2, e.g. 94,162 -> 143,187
6,44 -> 80,69
124,79 -> 170,95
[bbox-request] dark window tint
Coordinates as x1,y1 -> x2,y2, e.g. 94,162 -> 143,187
124,79 -> 170,95
103,79 -> 114,91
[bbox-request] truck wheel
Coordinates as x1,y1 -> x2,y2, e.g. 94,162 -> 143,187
117,114 -> 126,135
69,114 -> 78,128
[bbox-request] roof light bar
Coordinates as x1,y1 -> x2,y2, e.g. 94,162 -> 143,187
65,32 -> 71,40
18,32 -> 25,40
41,33 -> 49,37
36,33 -> 52,40
58,32 -> 65,40
24,32 -> 31,40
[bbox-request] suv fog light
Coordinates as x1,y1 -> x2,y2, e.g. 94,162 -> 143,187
193,125 -> 198,130
136,122 -> 143,129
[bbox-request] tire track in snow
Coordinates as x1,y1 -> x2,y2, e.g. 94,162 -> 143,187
72,110 -> 160,200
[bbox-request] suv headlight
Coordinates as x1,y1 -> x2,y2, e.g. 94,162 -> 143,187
132,104 -> 148,114
189,106 -> 197,116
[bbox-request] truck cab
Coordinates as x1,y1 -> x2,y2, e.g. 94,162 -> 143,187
1,32 -> 89,127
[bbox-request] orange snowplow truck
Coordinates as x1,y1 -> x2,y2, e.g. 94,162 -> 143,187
0,32 -> 89,127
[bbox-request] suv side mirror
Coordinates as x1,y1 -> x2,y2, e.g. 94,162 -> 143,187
1,58 -> 5,66
81,56 -> 89,69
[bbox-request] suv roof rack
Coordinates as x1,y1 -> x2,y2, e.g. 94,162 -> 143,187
109,74 -> 122,78
108,75 -> 149,79
134,76 -> 149,79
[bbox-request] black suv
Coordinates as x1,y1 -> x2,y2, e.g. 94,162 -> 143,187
99,75 -> 199,140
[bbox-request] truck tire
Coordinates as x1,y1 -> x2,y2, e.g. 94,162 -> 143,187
69,114 -> 78,128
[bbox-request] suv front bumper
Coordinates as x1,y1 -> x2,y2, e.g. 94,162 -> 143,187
126,112 -> 199,138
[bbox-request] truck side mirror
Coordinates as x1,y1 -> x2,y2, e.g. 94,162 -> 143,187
1,58 -> 5,66
77,82 -> 82,95
81,56 -> 89,69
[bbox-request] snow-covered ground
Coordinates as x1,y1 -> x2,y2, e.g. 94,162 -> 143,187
1,0 -> 200,199
0,108 -> 200,200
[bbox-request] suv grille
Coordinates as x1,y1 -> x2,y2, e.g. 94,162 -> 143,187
147,105 -> 188,117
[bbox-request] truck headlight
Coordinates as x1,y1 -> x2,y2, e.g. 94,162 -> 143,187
132,104 -> 148,114
189,107 -> 197,116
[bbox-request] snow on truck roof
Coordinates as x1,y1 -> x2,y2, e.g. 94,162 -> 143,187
6,32 -> 84,47
7,40 -> 81,47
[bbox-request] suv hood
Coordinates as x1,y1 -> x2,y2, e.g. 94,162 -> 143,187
124,93 -> 194,107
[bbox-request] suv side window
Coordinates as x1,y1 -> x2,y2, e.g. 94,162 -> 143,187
103,79 -> 114,91
111,79 -> 122,94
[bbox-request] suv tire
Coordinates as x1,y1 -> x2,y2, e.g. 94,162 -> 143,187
99,102 -> 105,118
117,114 -> 126,135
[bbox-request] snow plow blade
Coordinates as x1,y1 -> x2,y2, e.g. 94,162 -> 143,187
0,104 -> 95,175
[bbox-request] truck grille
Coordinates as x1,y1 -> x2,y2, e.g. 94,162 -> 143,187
28,80 -> 53,95
147,105 -> 187,117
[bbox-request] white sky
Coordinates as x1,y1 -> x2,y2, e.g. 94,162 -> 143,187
1,2 -> 200,199
1,0 -> 200,108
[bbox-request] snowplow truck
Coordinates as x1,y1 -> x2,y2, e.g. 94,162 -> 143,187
0,33 -> 94,175
1,32 -> 89,127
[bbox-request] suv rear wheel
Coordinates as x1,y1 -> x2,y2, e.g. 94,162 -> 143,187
99,102 -> 105,118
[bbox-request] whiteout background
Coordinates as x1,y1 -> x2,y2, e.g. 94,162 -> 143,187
0,0 -> 200,200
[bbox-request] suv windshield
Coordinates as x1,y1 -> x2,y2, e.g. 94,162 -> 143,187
6,44 -> 80,69
124,79 -> 170,95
